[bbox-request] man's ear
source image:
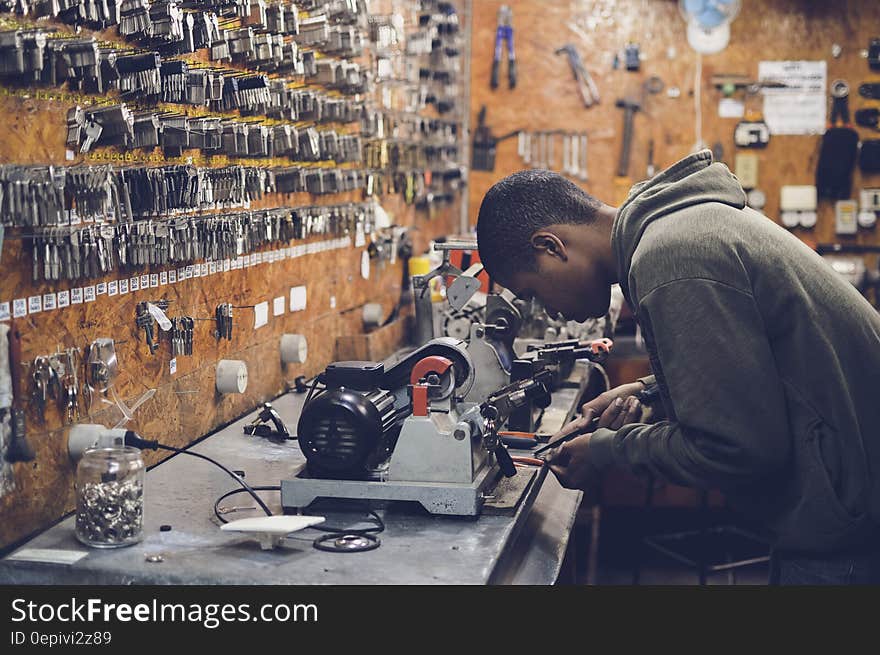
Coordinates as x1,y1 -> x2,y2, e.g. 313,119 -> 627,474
530,231 -> 568,262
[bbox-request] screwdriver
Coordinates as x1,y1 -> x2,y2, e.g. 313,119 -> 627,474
533,415 -> 601,457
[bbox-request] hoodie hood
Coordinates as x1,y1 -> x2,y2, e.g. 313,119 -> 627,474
611,150 -> 746,300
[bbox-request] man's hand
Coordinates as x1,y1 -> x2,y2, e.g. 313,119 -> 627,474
595,395 -> 643,429
581,381 -> 645,416
543,396 -> 642,491
545,396 -> 642,455
546,428 -> 598,491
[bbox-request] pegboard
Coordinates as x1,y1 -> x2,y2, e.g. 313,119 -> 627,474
0,0 -> 466,550
467,0 -> 880,292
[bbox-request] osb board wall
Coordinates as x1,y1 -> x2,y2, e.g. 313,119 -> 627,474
0,198 -> 457,550
467,0 -> 880,277
0,43 -> 462,551
0,181 -> 456,551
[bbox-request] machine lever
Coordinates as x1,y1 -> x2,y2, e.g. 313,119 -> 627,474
493,443 -> 517,477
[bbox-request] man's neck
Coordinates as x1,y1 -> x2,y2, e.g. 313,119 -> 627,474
595,204 -> 619,285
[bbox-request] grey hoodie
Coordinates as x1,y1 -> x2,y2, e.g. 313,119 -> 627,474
589,150 -> 880,553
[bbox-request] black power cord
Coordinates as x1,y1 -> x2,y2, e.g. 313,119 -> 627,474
304,375 -> 325,405
124,430 -> 274,518
125,431 -> 385,551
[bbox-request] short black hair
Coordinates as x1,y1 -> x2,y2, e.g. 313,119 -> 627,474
476,170 -> 601,284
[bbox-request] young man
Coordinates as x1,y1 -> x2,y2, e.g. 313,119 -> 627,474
475,150 -> 880,584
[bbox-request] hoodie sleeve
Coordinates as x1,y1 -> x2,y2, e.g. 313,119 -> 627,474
588,277 -> 790,490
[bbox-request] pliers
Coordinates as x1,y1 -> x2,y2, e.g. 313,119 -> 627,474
491,5 -> 516,90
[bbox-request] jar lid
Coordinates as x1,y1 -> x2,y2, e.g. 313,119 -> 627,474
82,446 -> 144,462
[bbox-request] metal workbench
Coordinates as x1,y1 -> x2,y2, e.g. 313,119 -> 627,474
0,364 -> 593,585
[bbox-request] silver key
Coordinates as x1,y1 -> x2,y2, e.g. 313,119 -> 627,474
80,120 -> 103,153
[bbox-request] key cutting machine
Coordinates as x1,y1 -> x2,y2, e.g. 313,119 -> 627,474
281,338 -> 554,516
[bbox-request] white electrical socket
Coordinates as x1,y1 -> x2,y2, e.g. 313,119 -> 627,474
799,211 -> 818,229
67,424 -> 127,462
858,209 -> 877,229
781,211 -> 800,229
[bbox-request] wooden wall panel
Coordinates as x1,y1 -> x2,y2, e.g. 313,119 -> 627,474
0,210 -> 454,548
467,0 -> 880,280
0,6 -> 464,549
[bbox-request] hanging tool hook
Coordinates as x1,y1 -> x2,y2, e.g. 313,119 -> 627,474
555,43 -> 600,107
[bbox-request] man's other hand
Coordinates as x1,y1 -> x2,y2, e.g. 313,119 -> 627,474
582,383 -> 644,428
546,432 -> 598,491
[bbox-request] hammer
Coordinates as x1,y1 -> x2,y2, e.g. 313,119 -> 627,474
3,322 -> 35,463
613,96 -> 641,205
616,96 -> 641,177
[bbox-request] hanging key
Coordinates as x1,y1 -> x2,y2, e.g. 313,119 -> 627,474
61,348 -> 79,424
185,316 -> 193,355
136,302 -> 159,354
79,120 -> 103,153
31,356 -> 52,422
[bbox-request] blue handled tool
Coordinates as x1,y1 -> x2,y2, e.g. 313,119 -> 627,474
491,5 -> 516,90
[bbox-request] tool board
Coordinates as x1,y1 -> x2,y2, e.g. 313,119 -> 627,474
0,0 -> 465,550
468,0 -> 880,295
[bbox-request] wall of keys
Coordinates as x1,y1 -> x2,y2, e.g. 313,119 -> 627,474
0,0 -> 469,550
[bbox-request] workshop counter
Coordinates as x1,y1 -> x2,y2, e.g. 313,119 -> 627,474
0,365 -> 592,585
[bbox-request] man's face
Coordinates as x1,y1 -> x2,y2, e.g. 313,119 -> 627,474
505,251 -> 611,322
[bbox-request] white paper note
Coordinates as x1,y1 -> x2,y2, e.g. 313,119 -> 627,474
759,60 -> 827,135
254,301 -> 269,329
290,286 -> 307,312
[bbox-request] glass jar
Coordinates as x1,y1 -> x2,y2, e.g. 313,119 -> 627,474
75,446 -> 145,548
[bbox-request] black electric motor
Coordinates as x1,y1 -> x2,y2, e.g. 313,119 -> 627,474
298,362 -> 405,480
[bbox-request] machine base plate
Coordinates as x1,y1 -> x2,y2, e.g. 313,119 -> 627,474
281,464 -> 538,516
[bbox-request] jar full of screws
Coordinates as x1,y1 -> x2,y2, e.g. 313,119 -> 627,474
75,447 -> 145,548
